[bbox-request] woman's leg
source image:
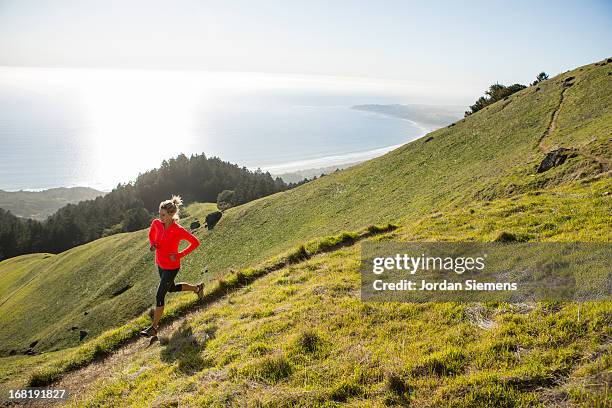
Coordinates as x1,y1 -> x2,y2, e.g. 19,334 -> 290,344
152,268 -> 180,328
166,268 -> 198,293
151,304 -> 164,329
150,268 -> 201,331
177,282 -> 198,292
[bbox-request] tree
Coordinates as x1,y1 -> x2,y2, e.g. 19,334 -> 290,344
122,208 -> 152,232
531,72 -> 549,86
217,190 -> 236,211
465,82 -> 526,116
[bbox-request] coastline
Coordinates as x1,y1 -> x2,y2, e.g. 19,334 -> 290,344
351,103 -> 464,131
259,139 -> 423,175
260,121 -> 436,175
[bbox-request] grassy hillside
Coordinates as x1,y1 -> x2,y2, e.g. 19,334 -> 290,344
3,178 -> 606,407
0,203 -> 218,354
61,227 -> 611,406
0,57 -> 610,405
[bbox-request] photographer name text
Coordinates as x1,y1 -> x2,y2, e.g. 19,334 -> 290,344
372,279 -> 517,291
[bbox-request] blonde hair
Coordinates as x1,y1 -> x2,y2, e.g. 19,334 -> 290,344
159,195 -> 183,221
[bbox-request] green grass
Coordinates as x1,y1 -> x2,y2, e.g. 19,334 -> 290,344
0,57 -> 610,405
399,178 -> 611,243
59,236 -> 610,407
0,253 -> 51,307
0,223 -> 396,391
0,202 -> 219,355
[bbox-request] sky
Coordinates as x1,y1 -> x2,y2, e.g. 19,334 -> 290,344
0,0 -> 611,91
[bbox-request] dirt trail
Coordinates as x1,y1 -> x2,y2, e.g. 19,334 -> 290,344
14,315 -> 193,407
538,83 -> 610,169
33,314 -> 199,407
538,87 -> 568,154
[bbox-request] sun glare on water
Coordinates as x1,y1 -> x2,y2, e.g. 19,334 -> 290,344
0,66 -> 446,190
75,70 -> 202,185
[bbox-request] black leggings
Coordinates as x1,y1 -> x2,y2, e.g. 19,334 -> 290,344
156,266 -> 184,307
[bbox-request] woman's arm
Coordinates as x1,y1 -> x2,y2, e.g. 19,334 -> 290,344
178,228 -> 200,259
148,219 -> 160,250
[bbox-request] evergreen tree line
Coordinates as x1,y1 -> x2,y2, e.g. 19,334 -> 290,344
0,153 -> 305,261
464,72 -> 549,116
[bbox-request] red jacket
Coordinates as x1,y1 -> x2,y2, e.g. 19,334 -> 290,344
148,219 -> 200,269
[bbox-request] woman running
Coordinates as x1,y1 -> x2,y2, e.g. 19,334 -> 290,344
141,195 -> 203,337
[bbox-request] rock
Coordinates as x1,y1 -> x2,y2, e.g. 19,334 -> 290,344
79,330 -> 88,341
561,76 -> 575,87
111,284 -> 132,297
205,211 -> 223,230
190,220 -> 201,231
537,148 -> 572,173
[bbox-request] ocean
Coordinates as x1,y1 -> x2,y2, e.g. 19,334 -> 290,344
0,67 -> 446,191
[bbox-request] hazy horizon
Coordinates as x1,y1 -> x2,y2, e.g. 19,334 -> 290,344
1,66 -> 457,191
